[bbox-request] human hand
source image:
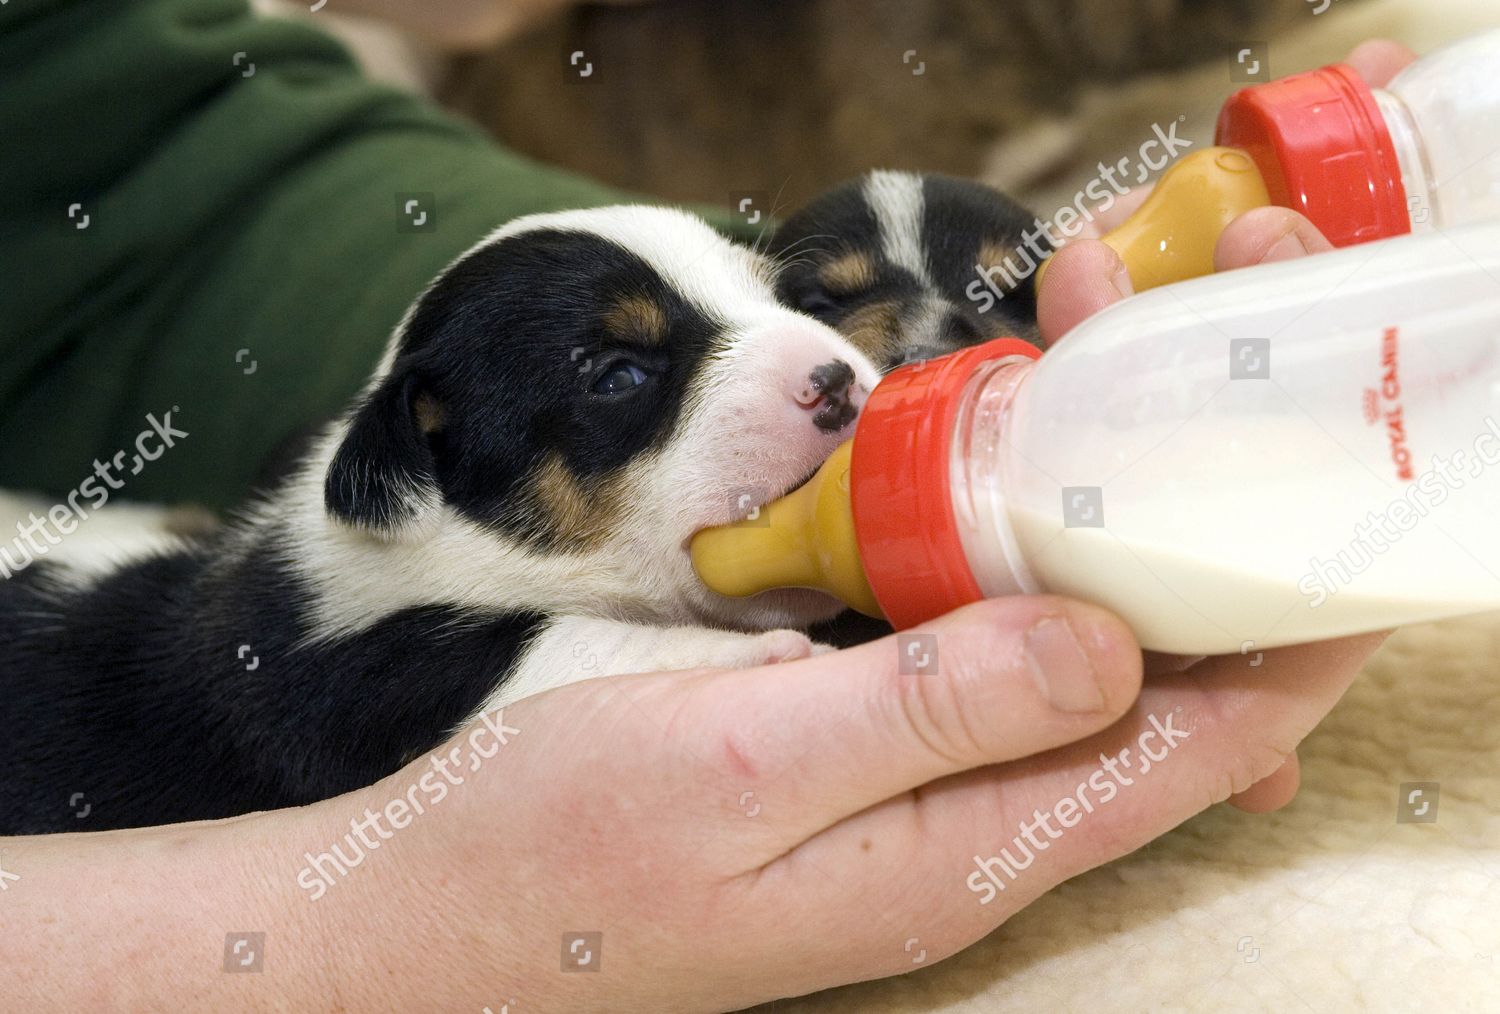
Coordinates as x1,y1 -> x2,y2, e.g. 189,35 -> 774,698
302,595 -> 1391,1009
1033,40 -> 1414,812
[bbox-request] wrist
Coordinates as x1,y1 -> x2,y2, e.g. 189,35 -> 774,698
249,750 -> 536,1011
1,780 -> 437,1009
1,817 -> 290,1008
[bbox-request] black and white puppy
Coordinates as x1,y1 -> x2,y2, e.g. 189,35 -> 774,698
769,170 -> 1045,372
0,206 -> 884,834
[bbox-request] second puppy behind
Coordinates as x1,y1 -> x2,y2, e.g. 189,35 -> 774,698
770,169 -> 1045,373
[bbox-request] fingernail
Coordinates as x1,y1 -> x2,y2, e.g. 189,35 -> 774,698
1025,615 -> 1108,713
1259,228 -> 1310,264
1111,261 -> 1134,299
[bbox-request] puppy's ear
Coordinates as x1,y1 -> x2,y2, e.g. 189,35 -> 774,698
325,371 -> 444,535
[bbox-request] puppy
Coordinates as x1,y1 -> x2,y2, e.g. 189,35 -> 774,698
769,170 -> 1044,372
774,170 -> 1045,647
0,206 -> 883,834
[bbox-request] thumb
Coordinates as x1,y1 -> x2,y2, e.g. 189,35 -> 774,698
673,596 -> 1143,864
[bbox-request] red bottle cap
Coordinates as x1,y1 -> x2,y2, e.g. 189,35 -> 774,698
1217,62 -> 1410,248
850,338 -> 1043,630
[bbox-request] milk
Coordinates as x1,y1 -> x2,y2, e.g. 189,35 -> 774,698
1007,504 -> 1500,654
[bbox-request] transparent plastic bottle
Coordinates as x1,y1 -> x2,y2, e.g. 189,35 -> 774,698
1368,29 -> 1500,232
692,220 -> 1500,654
1101,29 -> 1500,290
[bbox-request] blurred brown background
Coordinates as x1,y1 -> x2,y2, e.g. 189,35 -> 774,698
442,0 -> 1318,211
259,0 -> 1495,218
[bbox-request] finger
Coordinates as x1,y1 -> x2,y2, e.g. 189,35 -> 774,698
1226,750 -> 1301,813
1214,205 -> 1336,272
1345,40 -> 1419,88
1085,185 -> 1153,236
1037,239 -> 1134,344
676,597 -> 1142,860
763,631 -> 1384,979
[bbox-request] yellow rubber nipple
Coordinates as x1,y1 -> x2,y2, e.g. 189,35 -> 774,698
690,441 -> 884,619
1102,147 -> 1271,290
1044,147 -> 1271,293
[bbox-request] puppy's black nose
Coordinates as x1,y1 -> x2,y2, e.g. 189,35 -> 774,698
799,359 -> 859,432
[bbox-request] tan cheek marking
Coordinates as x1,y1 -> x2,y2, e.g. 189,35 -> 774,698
603,294 -> 670,345
529,453 -> 624,551
835,299 -> 905,363
818,252 -> 878,296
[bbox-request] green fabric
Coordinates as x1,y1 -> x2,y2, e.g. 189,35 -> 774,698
0,0 -> 754,509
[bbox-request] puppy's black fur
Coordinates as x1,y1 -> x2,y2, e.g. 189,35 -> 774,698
0,559 -> 542,830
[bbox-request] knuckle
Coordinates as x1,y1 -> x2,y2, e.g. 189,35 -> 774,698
1210,742 -> 1292,805
888,662 -> 989,769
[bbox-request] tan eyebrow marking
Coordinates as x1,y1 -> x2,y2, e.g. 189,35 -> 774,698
602,294 -> 670,345
818,252 -> 879,295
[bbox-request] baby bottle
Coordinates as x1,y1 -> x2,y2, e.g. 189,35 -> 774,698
693,220 -> 1500,655
1099,29 -> 1500,291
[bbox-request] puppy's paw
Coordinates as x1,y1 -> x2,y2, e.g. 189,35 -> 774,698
751,629 -> 819,666
645,627 -> 816,672
677,628 -> 817,671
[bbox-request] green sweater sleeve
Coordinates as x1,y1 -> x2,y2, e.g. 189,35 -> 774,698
0,0 -> 754,510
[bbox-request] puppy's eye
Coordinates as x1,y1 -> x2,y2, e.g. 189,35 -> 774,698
796,288 -> 843,318
593,361 -> 650,395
